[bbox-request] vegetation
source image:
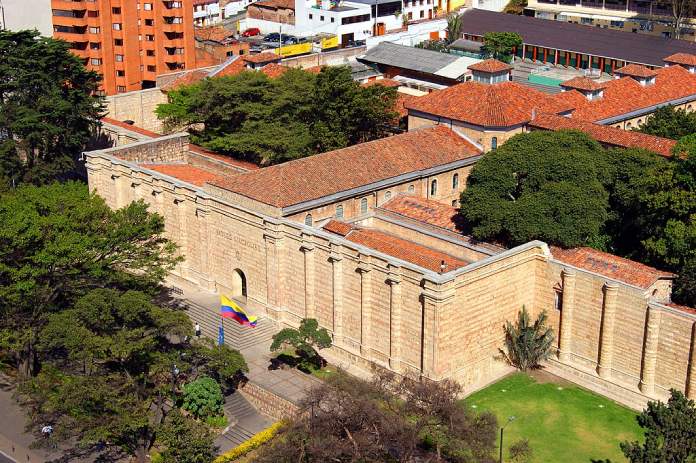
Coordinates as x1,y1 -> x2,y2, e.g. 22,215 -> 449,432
620,389 -> 696,462
500,307 -> 554,372
270,318 -> 332,371
182,376 -> 225,419
466,373 -> 642,463
459,130 -> 696,307
446,13 -> 464,44
253,370 -> 498,462
636,106 -> 696,140
214,422 -> 283,463
503,0 -> 528,14
156,409 -> 217,463
156,66 -> 398,166
0,30 -> 104,186
482,32 -> 522,61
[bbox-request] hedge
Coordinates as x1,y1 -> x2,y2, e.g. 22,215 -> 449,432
214,422 -> 283,463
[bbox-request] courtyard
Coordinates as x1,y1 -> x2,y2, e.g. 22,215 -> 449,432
465,372 -> 643,463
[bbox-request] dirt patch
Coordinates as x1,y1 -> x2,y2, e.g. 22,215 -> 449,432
530,368 -> 573,386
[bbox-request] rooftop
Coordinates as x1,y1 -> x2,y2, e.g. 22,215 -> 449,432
528,113 -> 677,157
210,126 -> 482,209
138,163 -> 224,186
614,63 -> 658,78
550,246 -> 675,289
559,77 -> 607,92
322,220 -> 470,272
459,9 -> 696,67
406,81 -> 574,127
467,59 -> 512,73
359,42 -> 461,76
252,0 -> 295,9
664,53 -> 696,66
242,52 -> 282,65
195,25 -> 235,43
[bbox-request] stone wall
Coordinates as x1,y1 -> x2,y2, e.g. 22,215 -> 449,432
282,46 -> 367,69
104,88 -> 169,134
239,381 -> 300,420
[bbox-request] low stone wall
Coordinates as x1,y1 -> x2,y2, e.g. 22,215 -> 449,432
239,381 -> 300,421
283,46 -> 366,69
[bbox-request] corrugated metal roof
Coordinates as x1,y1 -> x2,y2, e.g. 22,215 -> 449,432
359,42 -> 459,74
459,9 -> 696,67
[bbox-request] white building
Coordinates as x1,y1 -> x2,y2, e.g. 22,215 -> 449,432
194,0 -> 223,26
0,0 -> 53,37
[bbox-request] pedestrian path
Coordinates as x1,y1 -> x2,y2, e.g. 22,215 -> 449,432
215,391 -> 272,452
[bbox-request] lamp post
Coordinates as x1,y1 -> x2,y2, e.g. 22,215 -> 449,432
499,415 -> 516,463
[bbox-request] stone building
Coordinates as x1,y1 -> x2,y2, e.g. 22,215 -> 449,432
84,123 -> 696,410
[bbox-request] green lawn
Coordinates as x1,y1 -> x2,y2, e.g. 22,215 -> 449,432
464,372 -> 642,463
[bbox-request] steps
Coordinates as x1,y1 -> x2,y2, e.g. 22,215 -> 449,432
215,391 -> 273,452
224,390 -> 258,423
184,299 -> 278,351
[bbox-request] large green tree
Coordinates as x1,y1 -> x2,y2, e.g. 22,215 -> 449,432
637,106 -> 696,140
0,30 -> 104,185
0,182 -> 179,378
459,130 -> 610,248
155,66 -> 397,166
482,32 -> 523,61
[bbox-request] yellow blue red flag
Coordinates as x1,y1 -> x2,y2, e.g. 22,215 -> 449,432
220,295 -> 258,327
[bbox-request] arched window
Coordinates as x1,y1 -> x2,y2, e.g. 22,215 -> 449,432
430,179 -> 437,196
384,191 -> 392,200
491,137 -> 498,150
335,205 -> 343,219
452,173 -> 459,189
451,199 -> 458,207
360,197 -> 368,214
232,269 -> 247,298
304,214 -> 313,226
408,184 -> 415,193
626,122 -> 632,129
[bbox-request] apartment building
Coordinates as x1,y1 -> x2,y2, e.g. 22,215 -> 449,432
52,0 -> 196,95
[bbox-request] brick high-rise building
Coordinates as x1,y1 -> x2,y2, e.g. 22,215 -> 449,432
52,0 -> 196,95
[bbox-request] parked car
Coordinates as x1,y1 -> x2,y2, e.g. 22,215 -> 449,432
282,35 -> 300,44
263,32 -> 281,42
242,27 -> 261,37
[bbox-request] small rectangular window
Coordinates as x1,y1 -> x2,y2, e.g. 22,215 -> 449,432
144,3 -> 153,10
554,291 -> 563,311
113,23 -> 122,30
114,38 -> 123,46
115,54 -> 124,62
112,7 -> 121,14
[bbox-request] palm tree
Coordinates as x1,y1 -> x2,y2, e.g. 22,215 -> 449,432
499,306 -> 554,371
445,13 -> 463,45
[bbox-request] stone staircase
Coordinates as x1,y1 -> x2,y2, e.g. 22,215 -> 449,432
215,391 -> 273,452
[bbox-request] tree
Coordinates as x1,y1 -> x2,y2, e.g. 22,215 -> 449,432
253,370 -> 498,463
156,409 -> 217,463
499,307 -> 554,372
0,30 -> 104,186
665,0 -> 696,39
620,389 -> 696,462
446,13 -> 463,44
636,106 -> 696,140
673,259 -> 696,307
482,32 -> 523,61
270,318 -> 331,370
459,130 -> 610,248
0,182 -> 180,379
155,66 -> 397,166
189,338 -> 248,392
182,376 -> 224,419
508,439 -> 533,463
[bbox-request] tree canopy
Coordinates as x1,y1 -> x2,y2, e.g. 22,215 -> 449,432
636,106 -> 696,140
0,30 -> 104,186
156,66 -> 398,166
459,130 -> 610,248
482,32 -> 523,61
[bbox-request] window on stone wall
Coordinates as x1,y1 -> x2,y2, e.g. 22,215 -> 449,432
452,199 -> 458,207
554,290 -> 563,311
305,214 -> 313,226
430,179 -> 437,196
491,137 -> 498,150
452,173 -> 459,189
408,184 -> 415,193
336,205 -> 343,219
385,191 -> 391,200
360,197 -> 368,214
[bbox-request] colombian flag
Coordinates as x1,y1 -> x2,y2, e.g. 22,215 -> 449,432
220,295 -> 258,327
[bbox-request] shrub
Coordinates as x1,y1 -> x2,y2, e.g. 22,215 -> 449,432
509,439 -> 533,463
270,318 -> 331,371
205,414 -> 229,429
213,422 -> 283,463
499,306 -> 554,371
182,376 -> 224,419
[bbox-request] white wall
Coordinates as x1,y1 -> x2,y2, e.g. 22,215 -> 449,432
365,17 -> 445,47
0,0 -> 53,37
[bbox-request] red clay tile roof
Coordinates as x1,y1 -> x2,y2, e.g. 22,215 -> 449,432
467,59 -> 512,73
557,65 -> 696,122
529,113 -> 677,157
362,78 -> 401,87
214,57 -> 247,77
188,144 -> 260,171
664,52 -> 696,66
304,65 -> 324,74
551,246 -> 675,289
406,81 -> 574,127
323,221 -> 469,272
211,126 -> 482,208
161,69 -> 211,91
243,52 -> 281,64
395,92 -> 422,118
559,77 -> 608,92
101,117 -> 161,137
260,63 -> 290,78
195,25 -> 234,43
614,63 -> 658,78
140,164 -> 224,186
666,302 -> 696,315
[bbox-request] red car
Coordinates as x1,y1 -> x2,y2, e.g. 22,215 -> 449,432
242,27 -> 261,37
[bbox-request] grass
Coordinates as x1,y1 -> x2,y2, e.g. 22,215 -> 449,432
464,372 -> 642,463
272,348 -> 337,381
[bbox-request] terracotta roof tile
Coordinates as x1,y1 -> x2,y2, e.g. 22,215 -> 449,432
614,63 -> 658,78
260,63 -> 290,78
557,65 -> 696,122
188,144 -> 260,170
406,81 -> 574,127
139,164 -> 224,186
323,221 -> 469,272
467,59 -> 512,73
559,77 -> 608,92
551,246 -> 675,289
664,52 -> 696,66
242,52 -> 281,64
666,302 -> 696,315
210,126 -> 482,208
195,25 -> 235,43
213,57 -> 247,77
362,78 -> 401,88
161,69 -> 211,91
101,117 -> 161,137
529,113 -> 677,157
